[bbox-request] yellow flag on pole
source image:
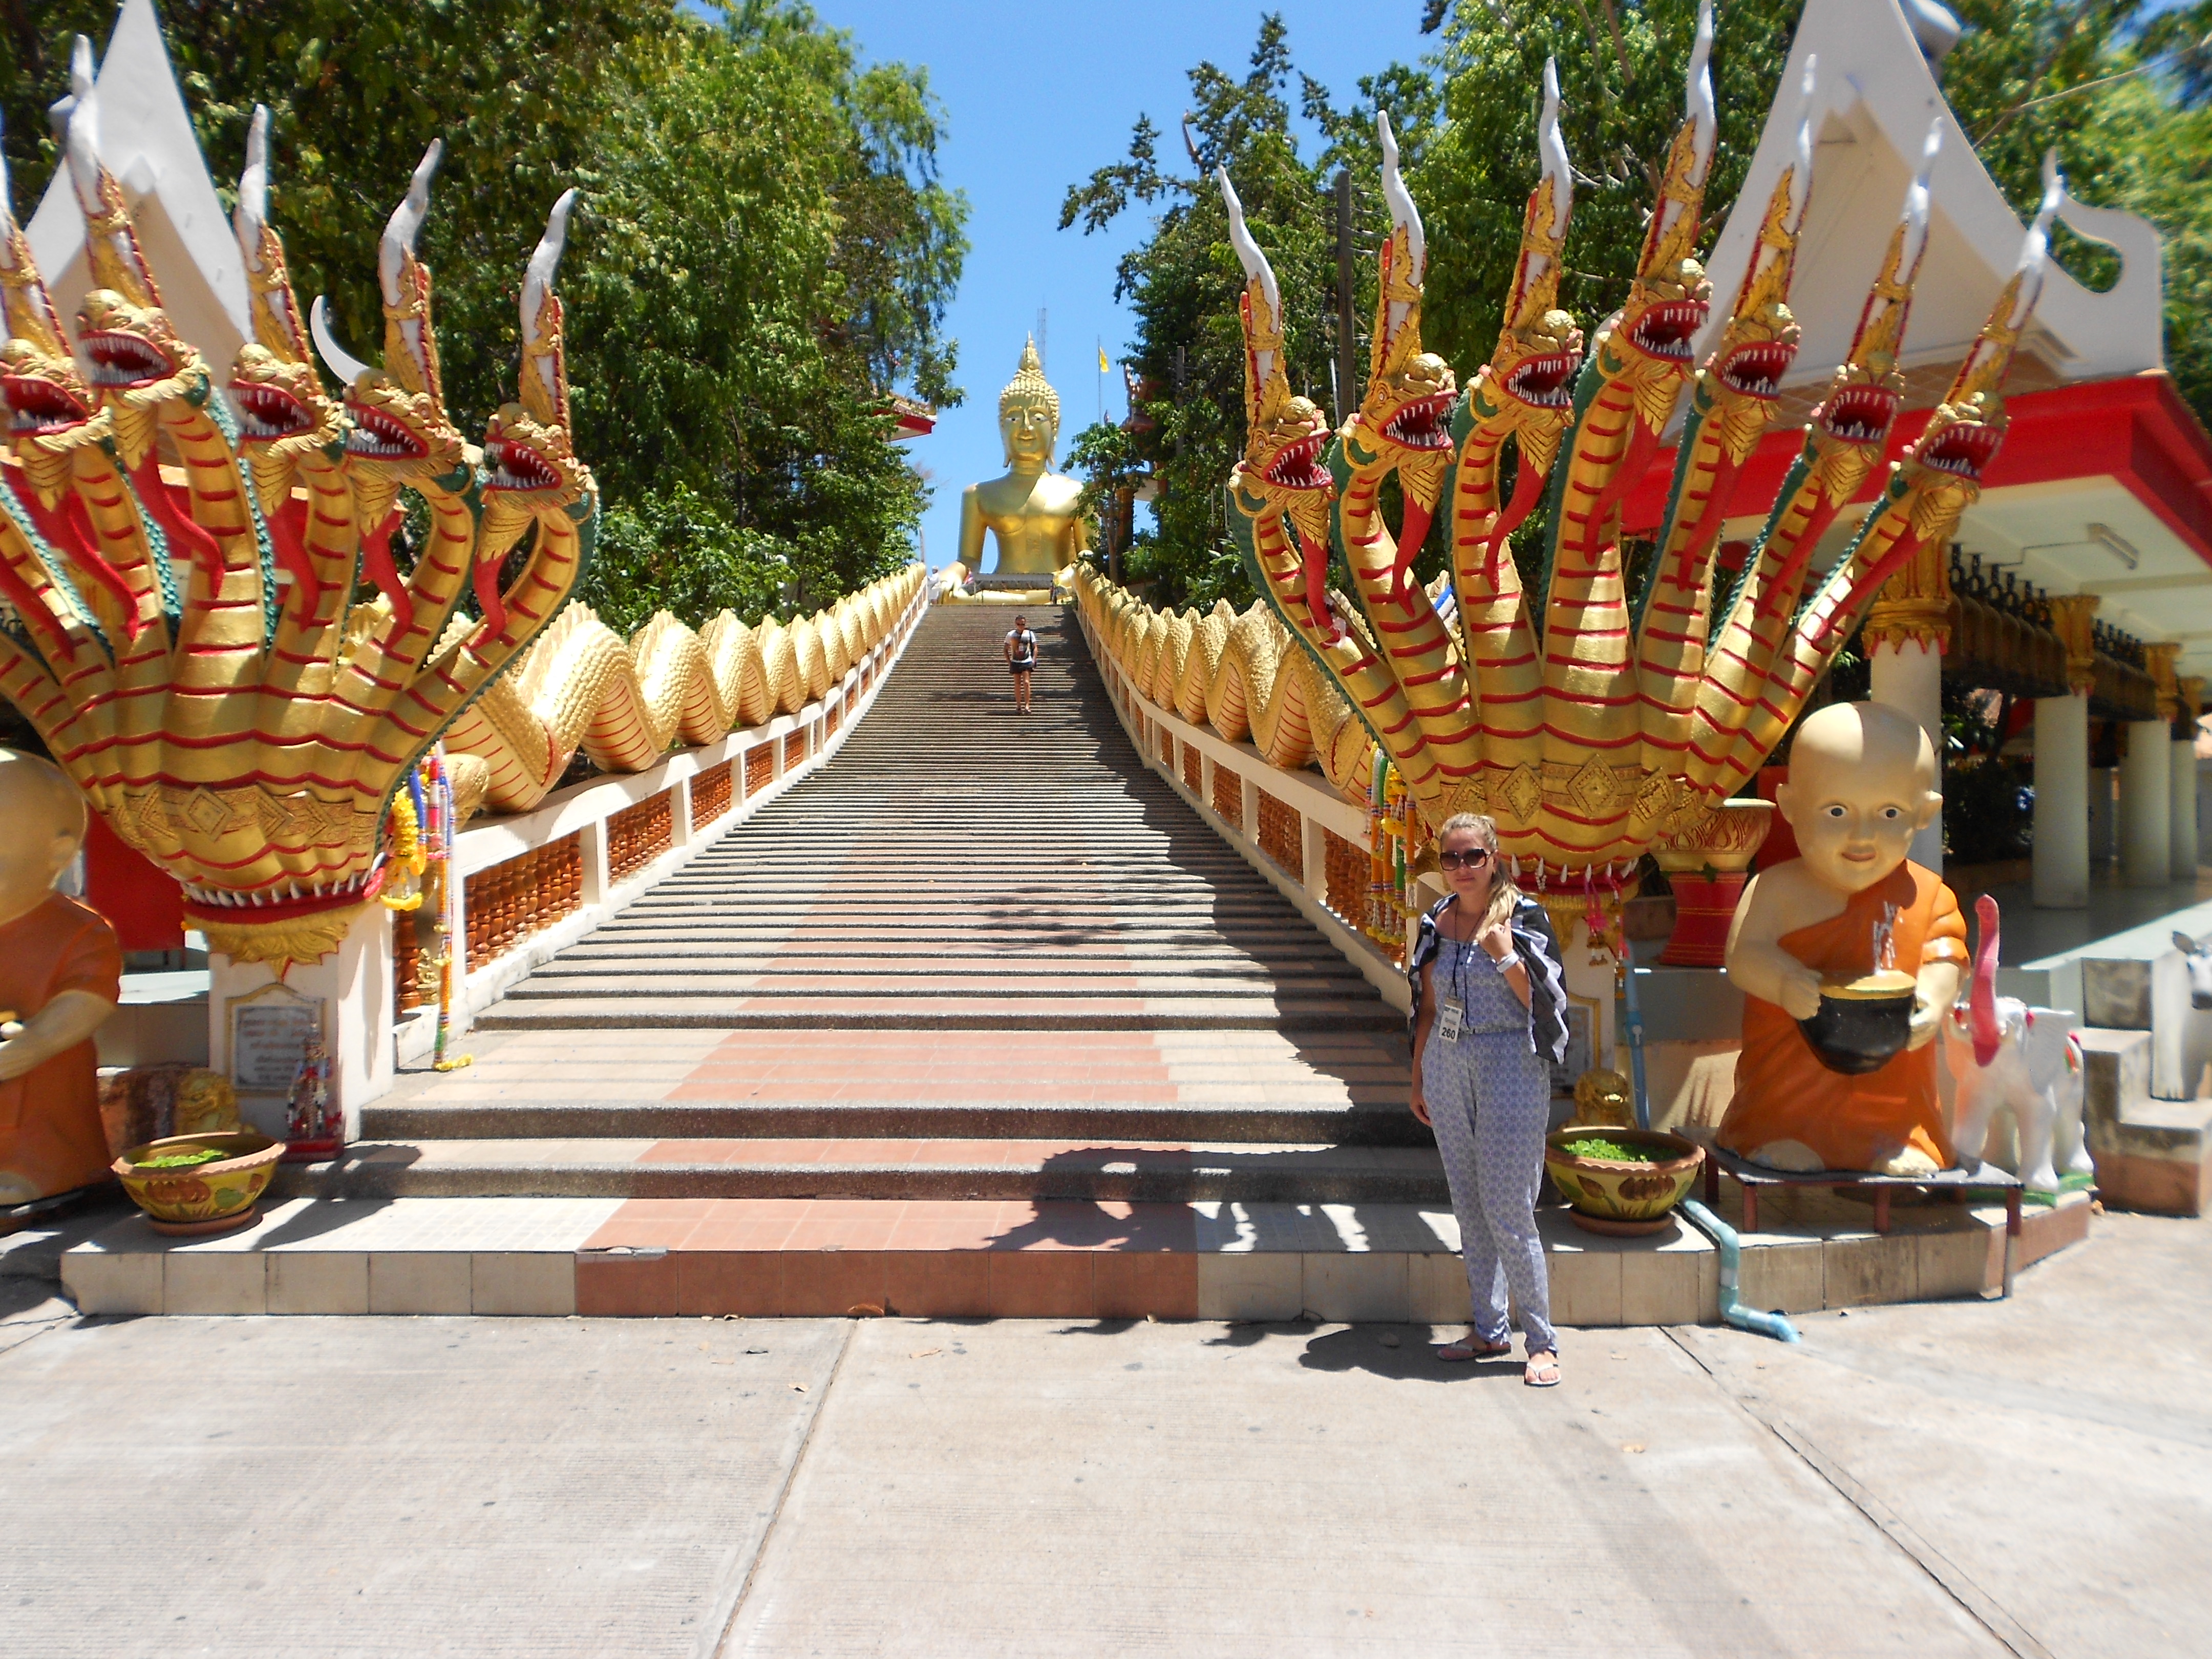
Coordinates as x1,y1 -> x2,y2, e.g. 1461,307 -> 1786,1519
1098,345 -> 1111,373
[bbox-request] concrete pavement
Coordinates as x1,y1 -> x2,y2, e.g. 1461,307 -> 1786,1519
3,1211 -> 2204,1657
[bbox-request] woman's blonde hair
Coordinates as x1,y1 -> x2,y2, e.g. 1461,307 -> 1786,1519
1437,811 -> 1522,935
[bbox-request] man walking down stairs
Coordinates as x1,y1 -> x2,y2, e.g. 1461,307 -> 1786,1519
275,601 -> 1451,1319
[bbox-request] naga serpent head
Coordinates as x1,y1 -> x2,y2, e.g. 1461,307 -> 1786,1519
0,150 -> 107,497
1799,113 -> 1937,501
75,287 -> 206,471
1607,257 -> 1713,385
1220,168 -> 1335,561
1598,1 -> 1716,422
311,140 -> 472,534
0,338 -> 104,498
1896,153 -> 2064,528
479,190 -> 588,569
1803,358 -> 1904,506
230,346 -> 343,509
1904,389 -> 2005,493
1345,114 -> 1457,512
1695,84 -> 1817,466
227,105 -> 345,516
51,38 -> 201,472
1466,62 -> 1583,486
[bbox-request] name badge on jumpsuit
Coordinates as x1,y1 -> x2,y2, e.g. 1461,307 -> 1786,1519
1437,997 -> 1464,1045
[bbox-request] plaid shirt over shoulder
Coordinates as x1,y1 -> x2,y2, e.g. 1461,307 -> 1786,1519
1406,895 -> 1572,1066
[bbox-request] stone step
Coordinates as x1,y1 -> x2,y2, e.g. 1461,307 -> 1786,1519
60,1190 -> 2086,1322
360,1096 -> 1428,1146
268,1137 -> 1452,1204
62,1195 -> 1714,1322
2076,1027 -> 2212,1215
433,601 -> 1400,1213
472,995 -> 1403,1031
503,969 -> 1370,996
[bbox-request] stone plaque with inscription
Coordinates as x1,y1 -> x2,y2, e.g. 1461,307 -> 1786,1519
230,988 -> 323,1094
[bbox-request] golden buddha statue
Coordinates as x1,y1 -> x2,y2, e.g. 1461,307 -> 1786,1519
958,338 -> 1090,578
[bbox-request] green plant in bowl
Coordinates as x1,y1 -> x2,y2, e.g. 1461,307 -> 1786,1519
1544,1125 -> 1705,1236
112,1131 -> 286,1236
130,1147 -> 231,1169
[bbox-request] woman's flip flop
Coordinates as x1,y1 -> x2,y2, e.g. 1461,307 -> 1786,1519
1437,1336 -> 1514,1362
1524,1351 -> 1562,1388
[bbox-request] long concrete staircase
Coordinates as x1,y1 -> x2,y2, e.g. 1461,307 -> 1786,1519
290,603 -> 1436,1215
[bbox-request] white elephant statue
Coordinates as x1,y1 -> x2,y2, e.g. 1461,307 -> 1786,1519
2153,931 -> 2212,1101
1944,895 -> 2091,1198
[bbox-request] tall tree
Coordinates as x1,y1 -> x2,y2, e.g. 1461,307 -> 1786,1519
1414,0 -> 1794,383
1060,16 -> 1429,609
0,0 -> 968,629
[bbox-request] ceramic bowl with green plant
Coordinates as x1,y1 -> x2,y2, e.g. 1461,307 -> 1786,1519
1544,1126 -> 1705,1236
113,1130 -> 285,1235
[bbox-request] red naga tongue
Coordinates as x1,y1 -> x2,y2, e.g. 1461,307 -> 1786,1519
127,455 -> 223,586
7,471 -> 143,642
263,494 -> 326,623
358,506 -> 416,641
1393,497 -> 1435,601
1293,524 -> 1342,643
1482,451 -> 1550,583
474,547 -> 509,642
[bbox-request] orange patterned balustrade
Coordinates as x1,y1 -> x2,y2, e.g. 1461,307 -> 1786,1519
464,835 -> 582,967
690,761 -> 733,831
606,793 -> 673,885
1211,764 -> 1243,832
1323,828 -> 1367,929
1258,792 -> 1302,883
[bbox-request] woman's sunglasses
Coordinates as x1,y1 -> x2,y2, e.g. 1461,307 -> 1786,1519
1438,846 -> 1493,871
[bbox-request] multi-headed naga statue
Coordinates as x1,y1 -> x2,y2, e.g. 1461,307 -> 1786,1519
1218,4 -> 2064,924
0,39 -> 595,967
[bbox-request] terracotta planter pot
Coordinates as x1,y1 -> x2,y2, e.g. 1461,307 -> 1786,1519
113,1131 -> 285,1236
1544,1126 -> 1705,1236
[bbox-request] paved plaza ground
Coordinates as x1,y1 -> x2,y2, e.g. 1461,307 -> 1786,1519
1,1205 -> 2202,1657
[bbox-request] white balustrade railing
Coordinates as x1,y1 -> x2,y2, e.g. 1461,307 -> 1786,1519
204,572 -> 929,1137
1073,600 -> 1415,1013
411,575 -> 933,1056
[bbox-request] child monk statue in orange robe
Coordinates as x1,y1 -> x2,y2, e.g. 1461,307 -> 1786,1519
1718,703 -> 1968,1175
0,751 -> 122,1205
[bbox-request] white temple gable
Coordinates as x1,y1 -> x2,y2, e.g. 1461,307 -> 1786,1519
24,0 -> 248,376
1699,0 -> 2163,392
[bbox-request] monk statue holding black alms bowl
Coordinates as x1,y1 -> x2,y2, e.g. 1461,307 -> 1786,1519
1718,703 -> 1968,1176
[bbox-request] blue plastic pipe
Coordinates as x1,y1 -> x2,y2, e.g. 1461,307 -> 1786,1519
1622,960 -> 1652,1132
1679,1199 -> 1800,1343
1619,949 -> 1798,1343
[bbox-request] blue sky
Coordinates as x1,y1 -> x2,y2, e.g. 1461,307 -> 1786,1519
806,2 -> 1435,569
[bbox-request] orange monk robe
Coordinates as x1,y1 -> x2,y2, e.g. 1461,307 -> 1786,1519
1719,862 -> 1968,1173
0,892 -> 123,1199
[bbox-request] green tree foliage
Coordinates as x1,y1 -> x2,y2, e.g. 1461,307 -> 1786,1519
0,1 -> 967,631
1064,417 -> 1145,578
1415,0 -> 1795,379
1060,16 -> 1429,609
1074,2 -> 2212,607
1938,0 -> 2212,429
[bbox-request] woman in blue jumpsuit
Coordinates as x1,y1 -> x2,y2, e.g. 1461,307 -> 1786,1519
1408,813 -> 1571,1387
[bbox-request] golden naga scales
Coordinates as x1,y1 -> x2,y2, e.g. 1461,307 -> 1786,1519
1211,3 -> 2067,916
0,41 -> 595,967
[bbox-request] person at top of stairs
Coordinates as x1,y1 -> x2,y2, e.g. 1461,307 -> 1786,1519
1005,614 -> 1039,714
